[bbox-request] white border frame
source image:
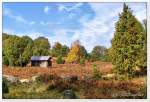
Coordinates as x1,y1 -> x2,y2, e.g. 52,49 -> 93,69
0,0 -> 149,102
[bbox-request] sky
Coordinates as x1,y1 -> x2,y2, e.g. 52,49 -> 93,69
2,2 -> 146,52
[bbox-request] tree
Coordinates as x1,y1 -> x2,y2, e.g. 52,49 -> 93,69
21,36 -> 34,66
66,40 -> 87,63
91,46 -> 107,61
136,19 -> 147,73
61,45 -> 70,57
80,46 -> 88,59
56,56 -> 65,64
2,33 -> 11,41
3,34 -> 34,66
33,37 -> 50,56
51,42 -> 69,57
3,35 -> 23,66
51,42 -> 62,57
2,34 -> 52,67
110,3 -> 146,78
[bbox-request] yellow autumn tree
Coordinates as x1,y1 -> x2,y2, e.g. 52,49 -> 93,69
66,40 -> 82,63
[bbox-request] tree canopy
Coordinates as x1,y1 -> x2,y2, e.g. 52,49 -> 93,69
110,3 -> 146,78
91,46 -> 107,61
3,33 -> 51,66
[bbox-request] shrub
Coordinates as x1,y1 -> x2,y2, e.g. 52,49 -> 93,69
92,64 -> 101,80
47,81 -> 56,90
139,83 -> 147,98
79,58 -> 85,65
56,56 -> 65,64
35,74 -> 54,83
117,75 -> 128,81
3,78 -> 9,94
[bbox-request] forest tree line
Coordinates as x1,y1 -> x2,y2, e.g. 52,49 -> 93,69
2,33 -> 109,66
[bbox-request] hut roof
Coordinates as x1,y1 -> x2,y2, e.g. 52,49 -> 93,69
31,56 -> 51,61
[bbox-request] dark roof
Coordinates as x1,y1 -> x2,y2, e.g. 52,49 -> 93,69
31,56 -> 51,61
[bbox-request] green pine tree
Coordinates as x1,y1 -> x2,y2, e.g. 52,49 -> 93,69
110,3 -> 146,78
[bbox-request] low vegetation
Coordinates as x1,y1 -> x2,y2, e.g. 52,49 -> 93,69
3,73 -> 146,99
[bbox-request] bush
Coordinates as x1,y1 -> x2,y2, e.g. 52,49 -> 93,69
35,74 -> 54,83
139,83 -> 147,98
56,56 -> 65,64
3,78 -> 9,94
117,75 -> 128,81
79,58 -> 85,65
92,64 -> 101,80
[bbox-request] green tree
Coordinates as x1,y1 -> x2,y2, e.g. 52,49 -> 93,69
21,36 -> 34,66
51,42 -> 62,57
61,45 -> 69,57
2,33 -> 11,41
91,45 -> 107,61
51,42 -> 69,57
33,37 -> 50,56
92,64 -> 101,80
56,56 -> 64,64
3,35 -> 23,66
135,19 -> 147,74
110,3 -> 146,78
80,46 -> 88,59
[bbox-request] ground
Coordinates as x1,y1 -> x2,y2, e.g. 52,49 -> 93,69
3,61 -> 112,79
2,61 -> 147,99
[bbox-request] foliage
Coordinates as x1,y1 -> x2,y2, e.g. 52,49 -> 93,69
79,58 -> 85,66
136,19 -> 147,73
56,56 -> 65,64
91,46 -> 107,61
33,37 -> 50,56
66,40 -> 87,63
61,45 -> 70,57
35,74 -> 54,83
2,33 -> 51,66
110,3 -> 146,78
3,35 -> 25,66
51,42 -> 62,57
21,36 -> 34,66
92,64 -> 101,80
51,42 -> 69,57
3,74 -> 146,99
2,78 -> 9,94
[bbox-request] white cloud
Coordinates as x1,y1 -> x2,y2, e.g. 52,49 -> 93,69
3,8 -> 37,26
44,6 -> 50,14
48,29 -> 74,48
70,3 -> 146,52
3,8 -> 27,24
58,3 -> 83,12
70,3 -> 122,52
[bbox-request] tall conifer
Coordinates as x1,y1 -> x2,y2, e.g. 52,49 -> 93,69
111,3 -> 146,78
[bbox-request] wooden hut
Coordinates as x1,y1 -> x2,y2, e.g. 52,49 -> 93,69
31,56 -> 52,67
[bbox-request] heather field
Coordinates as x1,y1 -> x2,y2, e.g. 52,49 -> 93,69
3,61 -> 147,99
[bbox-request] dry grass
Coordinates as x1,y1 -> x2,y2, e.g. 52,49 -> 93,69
3,61 -> 112,79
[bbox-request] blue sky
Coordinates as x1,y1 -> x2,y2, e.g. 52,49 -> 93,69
3,2 -> 146,52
